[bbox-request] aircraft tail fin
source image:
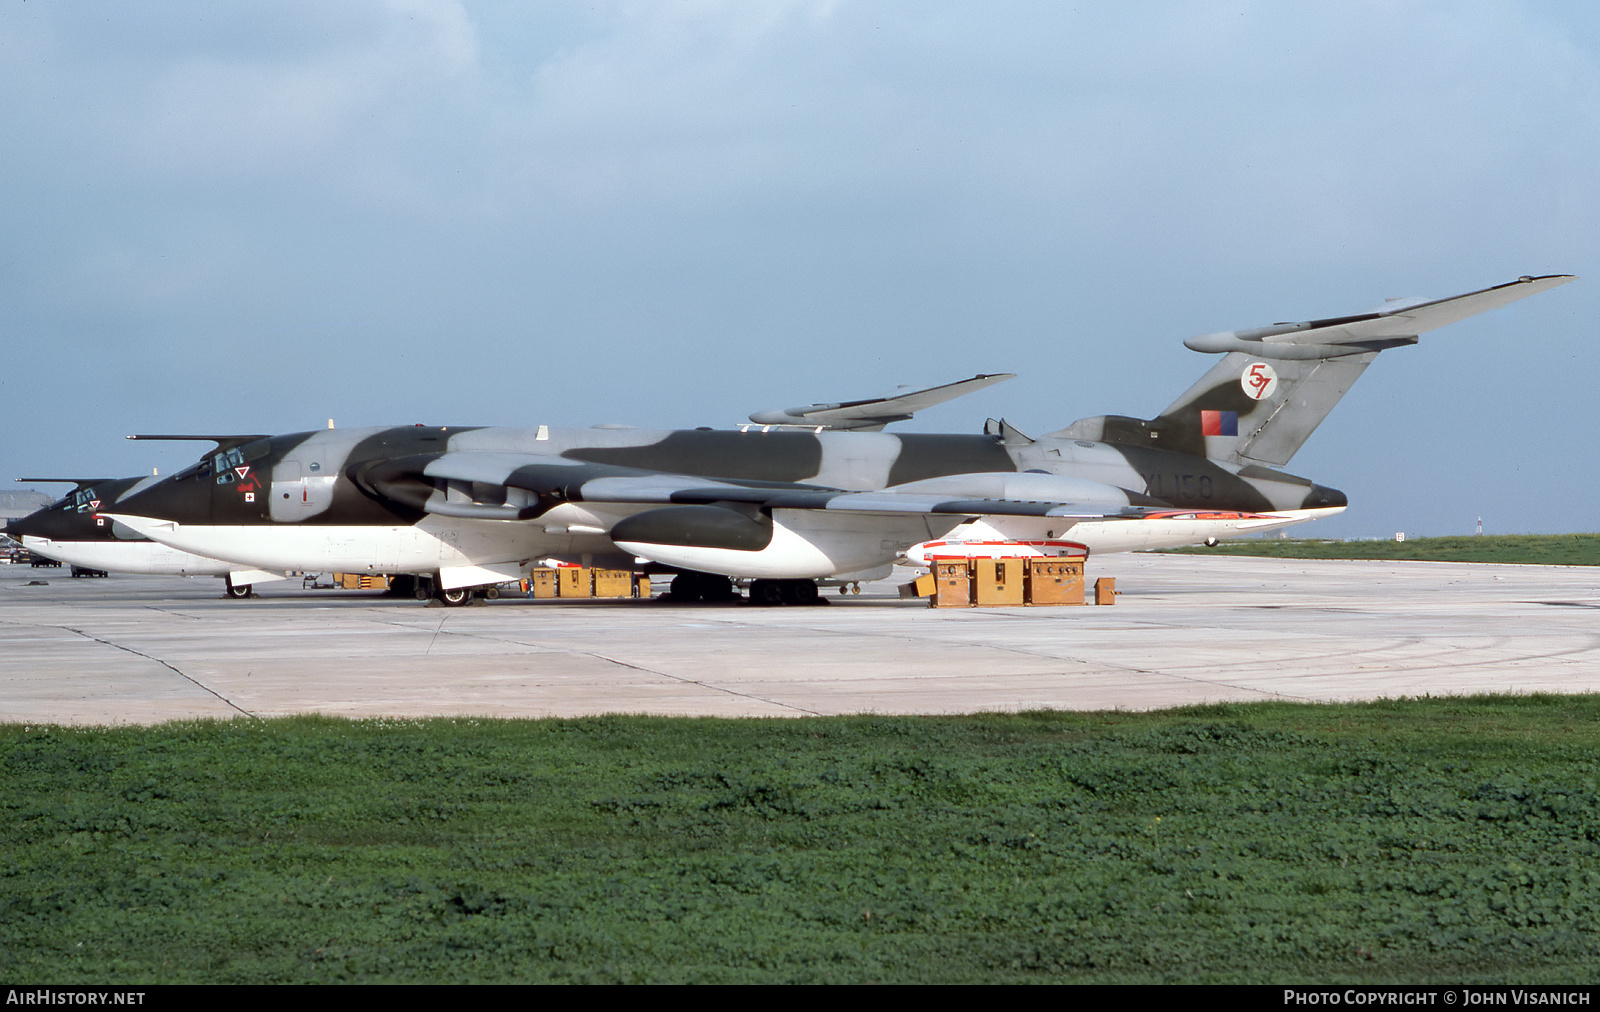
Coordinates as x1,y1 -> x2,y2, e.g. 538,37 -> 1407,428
1049,274 -> 1574,466
1147,352 -> 1377,466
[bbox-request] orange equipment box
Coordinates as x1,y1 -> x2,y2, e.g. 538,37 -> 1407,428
930,560 -> 973,608
1094,576 -> 1117,605
1026,558 -> 1085,606
558,567 -> 591,598
334,573 -> 390,590
972,558 -> 1025,606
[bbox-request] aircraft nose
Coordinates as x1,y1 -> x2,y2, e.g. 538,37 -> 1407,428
1303,484 -> 1347,509
5,512 -> 43,539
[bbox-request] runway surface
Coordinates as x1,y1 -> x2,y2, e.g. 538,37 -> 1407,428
2,554 -> 1597,724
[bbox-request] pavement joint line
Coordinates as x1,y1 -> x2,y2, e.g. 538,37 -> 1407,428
710,615 -> 1297,689
53,623 -> 260,721
7,556 -> 1598,723
141,605 -> 205,620
561,648 -> 828,716
425,615 -> 448,656
669,611 -> 1317,703
356,615 -> 827,715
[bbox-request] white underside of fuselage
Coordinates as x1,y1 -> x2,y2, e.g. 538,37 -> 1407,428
20,536 -> 236,576
104,514 -> 569,583
615,509 -> 955,580
105,506 -> 1346,585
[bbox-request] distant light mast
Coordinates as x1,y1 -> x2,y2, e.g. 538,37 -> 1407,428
1476,516 -> 1483,536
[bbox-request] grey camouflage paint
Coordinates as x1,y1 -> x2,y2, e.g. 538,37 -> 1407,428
105,275 -> 1573,577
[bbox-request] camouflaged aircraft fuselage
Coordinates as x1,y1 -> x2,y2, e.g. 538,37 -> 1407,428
104,274 -> 1574,588
5,476 -> 236,576
108,421 -> 1344,583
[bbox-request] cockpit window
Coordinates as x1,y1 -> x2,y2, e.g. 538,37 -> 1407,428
210,440 -> 271,485
47,487 -> 101,512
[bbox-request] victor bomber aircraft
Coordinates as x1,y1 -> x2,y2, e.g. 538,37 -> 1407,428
3,477 -> 274,594
103,275 -> 1571,605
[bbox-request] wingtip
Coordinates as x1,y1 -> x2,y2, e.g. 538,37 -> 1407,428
1515,273 -> 1577,285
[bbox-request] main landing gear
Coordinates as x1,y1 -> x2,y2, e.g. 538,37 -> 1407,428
669,571 -> 823,606
668,571 -> 738,603
223,575 -> 253,599
747,579 -> 820,607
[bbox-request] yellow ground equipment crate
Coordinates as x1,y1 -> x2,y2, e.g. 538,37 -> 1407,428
1094,576 -> 1117,605
557,566 -> 591,598
591,569 -> 633,598
531,567 -> 650,599
972,558 -> 1025,606
921,556 -> 1096,608
930,560 -> 973,608
1025,558 -> 1085,606
333,573 -> 391,591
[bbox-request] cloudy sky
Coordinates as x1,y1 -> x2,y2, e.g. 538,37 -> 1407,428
2,1 -> 1595,537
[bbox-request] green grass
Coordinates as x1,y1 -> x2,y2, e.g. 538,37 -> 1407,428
1160,532 -> 1600,566
5,698 -> 1600,983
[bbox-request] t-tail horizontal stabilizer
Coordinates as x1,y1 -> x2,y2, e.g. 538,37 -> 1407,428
747,373 -> 1014,431
1182,274 -> 1575,360
17,478 -> 117,489
1055,274 -> 1574,468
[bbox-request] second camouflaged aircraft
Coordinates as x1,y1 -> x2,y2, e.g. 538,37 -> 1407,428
4,477 -> 262,588
106,275 -> 1572,605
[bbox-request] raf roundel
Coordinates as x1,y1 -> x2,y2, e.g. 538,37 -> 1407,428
1241,362 -> 1279,400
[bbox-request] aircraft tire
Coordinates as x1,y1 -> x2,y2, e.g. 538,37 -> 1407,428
672,571 -> 737,603
224,580 -> 252,600
748,579 -> 786,607
435,586 -> 472,607
781,580 -> 819,606
699,575 -> 736,602
669,574 -> 704,602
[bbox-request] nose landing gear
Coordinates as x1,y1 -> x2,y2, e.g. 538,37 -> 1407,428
413,575 -> 476,606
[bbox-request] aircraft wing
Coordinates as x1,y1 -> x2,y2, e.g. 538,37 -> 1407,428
363,450 -> 1156,520
747,373 -> 1014,430
1185,274 -> 1576,356
341,449 -> 1256,578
